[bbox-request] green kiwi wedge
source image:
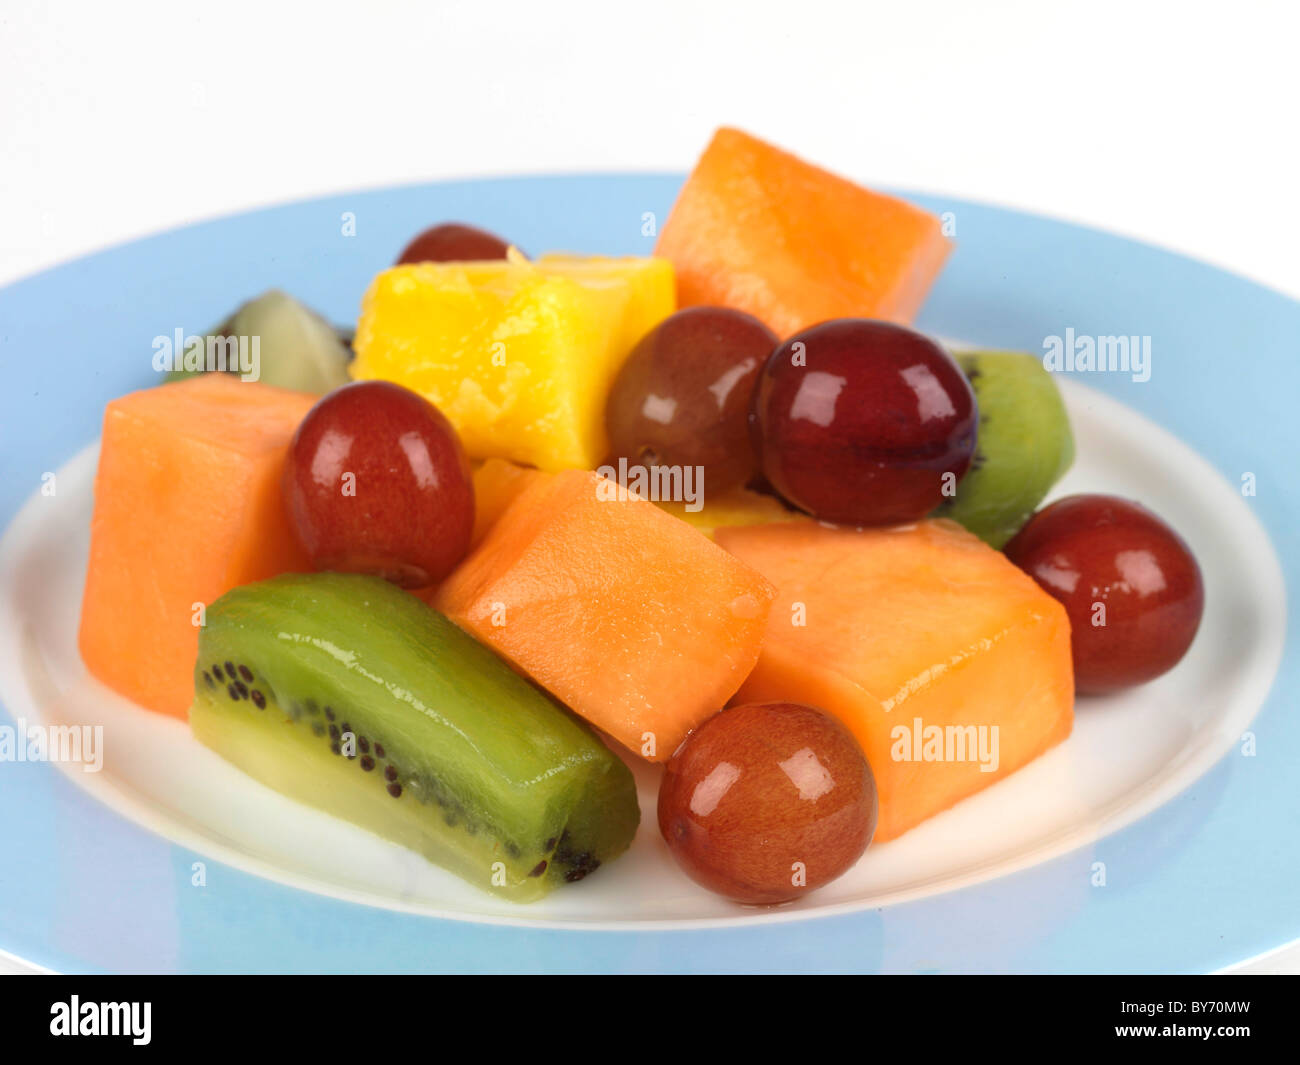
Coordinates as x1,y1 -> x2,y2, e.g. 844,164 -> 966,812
190,572 -> 640,901
167,289 -> 352,393
932,350 -> 1075,548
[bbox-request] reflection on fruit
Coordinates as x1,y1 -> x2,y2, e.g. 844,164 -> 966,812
655,128 -> 952,337
751,319 -> 977,525
351,254 -> 674,470
190,572 -> 639,900
605,307 -> 776,494
1004,495 -> 1204,694
79,375 -> 317,718
435,469 -> 775,761
657,702 -> 876,904
283,381 -> 474,588
931,350 -> 1074,547
396,222 -> 513,264
716,520 -> 1074,842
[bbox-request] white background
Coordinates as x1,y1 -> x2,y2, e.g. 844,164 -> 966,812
1,0 -> 1297,973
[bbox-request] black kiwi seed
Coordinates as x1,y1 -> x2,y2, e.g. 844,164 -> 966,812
212,663 -> 223,680
563,868 -> 588,883
384,765 -> 397,782
224,661 -> 235,679
227,684 -> 239,701
328,724 -> 340,740
544,837 -> 557,851
529,860 -> 548,877
331,742 -> 341,756
311,723 -> 325,737
374,743 -> 386,758
203,671 -> 214,688
238,664 -> 253,682
251,690 -> 266,709
360,755 -> 374,771
358,737 -> 370,754
324,707 -> 336,722
387,782 -> 402,798
340,721 -> 351,734
306,700 -> 319,716
234,681 -> 249,699
506,843 -> 521,859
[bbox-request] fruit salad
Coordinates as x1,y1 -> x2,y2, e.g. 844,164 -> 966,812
77,128 -> 1205,906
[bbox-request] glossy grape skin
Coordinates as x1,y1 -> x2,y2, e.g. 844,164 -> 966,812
750,319 -> 977,525
657,702 -> 877,904
395,222 -> 513,264
283,381 -> 475,588
1004,494 -> 1204,694
605,307 -> 777,494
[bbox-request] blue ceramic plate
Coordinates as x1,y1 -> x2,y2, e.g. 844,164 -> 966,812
0,175 -> 1295,973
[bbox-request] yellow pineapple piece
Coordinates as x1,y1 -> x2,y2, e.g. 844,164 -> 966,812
351,253 -> 674,470
656,488 -> 804,538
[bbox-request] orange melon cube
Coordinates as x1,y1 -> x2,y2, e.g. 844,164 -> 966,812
79,375 -> 316,718
408,458 -> 552,609
468,458 -> 552,549
436,469 -> 776,760
715,520 -> 1074,841
656,128 -> 952,337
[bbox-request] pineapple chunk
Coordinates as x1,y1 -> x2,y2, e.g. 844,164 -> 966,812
351,253 -> 674,470
656,488 -> 804,538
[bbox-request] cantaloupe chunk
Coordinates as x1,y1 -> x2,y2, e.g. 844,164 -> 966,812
79,375 -> 315,718
715,520 -> 1073,841
409,459 -> 553,608
436,469 -> 776,761
351,253 -> 675,470
656,128 -> 952,337
469,458 -> 553,549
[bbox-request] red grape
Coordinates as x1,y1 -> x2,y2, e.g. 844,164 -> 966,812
606,307 -> 777,494
284,381 -> 474,588
750,319 -> 977,525
658,702 -> 877,904
1004,494 -> 1204,693
396,222 -> 513,264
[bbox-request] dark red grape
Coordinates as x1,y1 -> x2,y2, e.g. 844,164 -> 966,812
606,307 -> 777,494
1004,494 -> 1204,693
396,222 -> 513,264
284,381 -> 474,587
750,319 -> 977,525
658,702 -> 877,904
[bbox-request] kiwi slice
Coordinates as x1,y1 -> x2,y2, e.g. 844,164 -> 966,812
167,289 -> 352,393
932,350 -> 1075,548
190,572 -> 640,901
